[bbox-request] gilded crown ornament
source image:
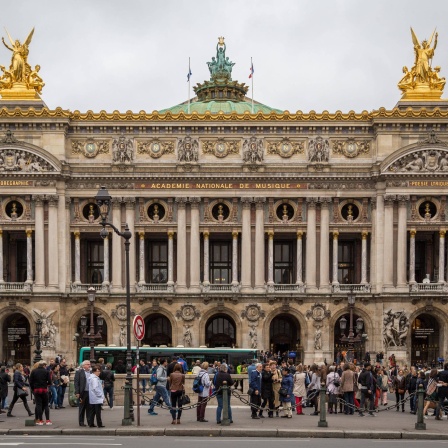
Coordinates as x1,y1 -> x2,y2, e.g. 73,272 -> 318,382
398,28 -> 445,100
0,27 -> 44,100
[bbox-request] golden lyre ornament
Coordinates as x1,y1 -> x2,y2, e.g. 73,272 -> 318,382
398,28 -> 445,101
218,36 -> 225,46
0,27 -> 44,100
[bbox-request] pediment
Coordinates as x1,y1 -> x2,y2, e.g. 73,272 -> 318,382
0,131 -> 60,173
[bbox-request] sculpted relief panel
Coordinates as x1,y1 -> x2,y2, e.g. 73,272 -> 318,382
387,149 -> 448,173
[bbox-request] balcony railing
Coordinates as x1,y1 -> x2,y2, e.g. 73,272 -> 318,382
332,283 -> 371,293
0,282 -> 32,292
201,283 -> 240,293
410,282 -> 448,292
136,283 -> 174,293
70,283 -> 110,293
267,283 -> 306,293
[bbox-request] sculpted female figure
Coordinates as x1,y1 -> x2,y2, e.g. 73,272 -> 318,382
1,28 -> 34,83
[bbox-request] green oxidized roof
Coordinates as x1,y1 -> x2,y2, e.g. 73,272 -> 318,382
159,38 -> 282,115
159,97 -> 282,115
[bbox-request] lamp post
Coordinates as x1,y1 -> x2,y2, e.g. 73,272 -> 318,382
339,288 -> 364,363
31,319 -> 43,364
95,186 -> 134,426
80,287 -> 104,363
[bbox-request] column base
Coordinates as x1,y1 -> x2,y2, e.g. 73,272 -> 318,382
188,285 -> 201,293
254,285 -> 266,293
239,285 -> 253,293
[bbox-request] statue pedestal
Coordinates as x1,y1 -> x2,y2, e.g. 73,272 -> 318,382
0,83 -> 40,100
400,83 -> 443,101
386,348 -> 408,368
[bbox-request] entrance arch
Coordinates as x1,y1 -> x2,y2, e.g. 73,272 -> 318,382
269,314 -> 300,359
333,312 -> 365,363
411,313 -> 440,366
2,313 -> 31,365
144,314 -> 172,347
205,315 -> 236,347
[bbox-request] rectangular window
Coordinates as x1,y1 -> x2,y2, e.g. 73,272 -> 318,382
148,241 -> 168,283
86,240 -> 104,284
338,241 -> 355,283
210,241 -> 231,284
274,241 -> 294,284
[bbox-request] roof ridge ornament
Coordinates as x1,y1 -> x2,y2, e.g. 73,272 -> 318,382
418,127 -> 448,146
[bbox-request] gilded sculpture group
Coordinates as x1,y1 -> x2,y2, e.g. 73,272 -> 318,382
0,28 -> 446,101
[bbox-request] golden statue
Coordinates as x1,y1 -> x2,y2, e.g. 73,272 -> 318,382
398,28 -> 445,100
0,27 -> 44,100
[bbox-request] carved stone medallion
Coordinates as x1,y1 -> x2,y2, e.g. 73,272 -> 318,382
71,139 -> 109,158
137,139 -> 175,158
332,138 -> 370,158
241,303 -> 265,322
176,303 -> 200,321
202,138 -> 240,158
306,303 -> 331,322
267,138 -> 304,158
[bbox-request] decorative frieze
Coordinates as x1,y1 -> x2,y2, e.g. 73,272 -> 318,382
202,138 -> 239,158
332,138 -> 370,158
308,136 -> 329,163
137,139 -> 174,158
267,137 -> 304,158
71,139 -> 109,158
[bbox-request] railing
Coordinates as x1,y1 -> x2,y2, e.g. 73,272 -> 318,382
410,282 -> 448,292
269,283 -> 306,293
136,283 -> 174,293
201,283 -> 240,293
332,283 -> 371,293
0,282 -> 32,292
70,283 -> 110,293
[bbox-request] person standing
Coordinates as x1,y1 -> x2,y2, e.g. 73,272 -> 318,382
340,363 -> 355,415
434,362 -> 448,420
49,364 -> 60,409
168,364 -> 185,424
260,363 -> 274,418
358,363 -> 375,417
326,366 -> 340,414
292,364 -> 307,415
280,367 -> 293,418
147,359 -> 171,416
249,363 -> 262,419
0,366 -> 10,411
139,360 -> 150,394
196,361 -> 211,422
74,360 -> 92,426
88,366 -> 105,427
29,360 -> 51,425
393,369 -> 406,413
214,363 -> 234,424
307,364 -> 321,416
100,363 -> 115,409
7,363 -> 34,417
58,358 -> 69,408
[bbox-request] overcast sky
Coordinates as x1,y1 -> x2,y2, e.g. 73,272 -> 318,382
2,0 -> 448,113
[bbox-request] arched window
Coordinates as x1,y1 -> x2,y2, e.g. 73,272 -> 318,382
144,314 -> 172,347
205,315 -> 236,348
269,314 -> 300,359
2,313 -> 31,365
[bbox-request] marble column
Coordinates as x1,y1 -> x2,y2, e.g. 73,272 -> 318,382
102,234 -> 110,289
375,194 -> 384,291
383,195 -> 395,288
189,197 -> 201,292
370,198 -> 377,292
33,195 -> 45,288
296,231 -> 303,285
0,229 -> 3,283
254,197 -> 266,292
267,230 -> 274,292
57,189 -> 67,292
361,231 -> 368,284
397,196 -> 409,287
232,230 -> 239,290
240,198 -> 252,291
319,198 -> 330,290
138,231 -> 145,285
332,231 -> 339,285
440,230 -> 446,283
306,198 -> 317,289
47,195 -> 59,288
111,198 -> 122,290
176,198 -> 187,291
202,230 -> 210,289
124,198 -> 136,288
26,230 -> 33,285
409,229 -> 416,284
167,230 -> 175,292
73,231 -> 81,285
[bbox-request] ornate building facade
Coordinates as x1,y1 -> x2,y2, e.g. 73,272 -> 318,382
0,33 -> 447,366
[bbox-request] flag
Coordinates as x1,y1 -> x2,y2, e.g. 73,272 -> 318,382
187,61 -> 192,82
249,61 -> 254,78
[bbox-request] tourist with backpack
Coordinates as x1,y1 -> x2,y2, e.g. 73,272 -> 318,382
194,361 -> 211,423
147,359 -> 171,416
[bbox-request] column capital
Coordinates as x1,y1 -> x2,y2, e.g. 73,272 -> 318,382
410,228 -> 417,238
189,197 -> 201,208
203,230 -> 210,239
111,197 -> 122,208
397,195 -> 410,204
333,230 -> 339,239
361,231 -> 369,240
139,231 -> 145,240
297,230 -> 303,239
123,197 -> 136,209
167,230 -> 175,239
440,229 -> 446,238
232,230 -> 239,238
74,231 -> 80,239
26,229 -> 33,238
384,195 -> 396,205
267,230 -> 274,239
319,197 -> 332,207
46,195 -> 59,206
175,197 -> 188,208
241,197 -> 253,209
306,197 -> 318,208
32,195 -> 45,205
254,197 -> 266,209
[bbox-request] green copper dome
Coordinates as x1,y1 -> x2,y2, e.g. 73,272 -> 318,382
159,38 -> 282,115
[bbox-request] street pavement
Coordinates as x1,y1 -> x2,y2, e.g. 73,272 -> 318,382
1,402 -> 447,439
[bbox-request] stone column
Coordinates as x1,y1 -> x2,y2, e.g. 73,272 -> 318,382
319,198 -> 330,290
0,229 -> 3,283
124,198 -> 136,288
370,198 -> 377,292
383,195 -> 395,288
296,231 -> 303,285
138,231 -> 145,285
176,198 -> 187,292
57,189 -> 67,292
254,197 -> 266,292
409,229 -> 416,284
361,231 -> 368,284
332,231 -> 339,285
26,229 -> 33,286
202,230 -> 210,290
375,194 -> 384,292
33,195 -> 45,288
102,234 -> 110,289
232,230 -> 239,291
440,229 -> 446,283
111,198 -> 122,290
241,198 -> 252,292
189,197 -> 201,292
267,230 -> 274,292
167,230 -> 175,292
47,195 -> 59,288
397,196 -> 409,287
73,231 -> 81,285
306,198 -> 317,289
